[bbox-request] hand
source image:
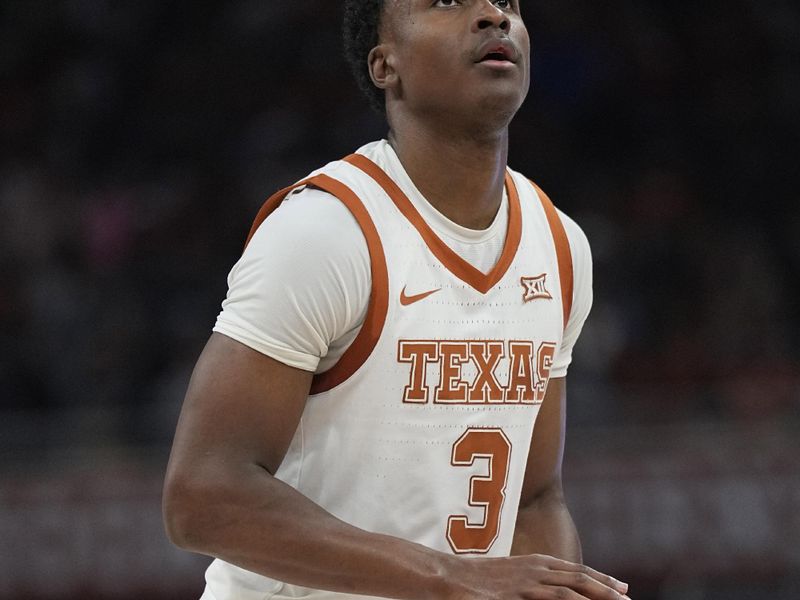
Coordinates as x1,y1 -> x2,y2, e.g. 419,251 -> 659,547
445,553 -> 630,600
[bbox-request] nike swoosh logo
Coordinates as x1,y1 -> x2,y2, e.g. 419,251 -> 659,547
400,286 -> 441,306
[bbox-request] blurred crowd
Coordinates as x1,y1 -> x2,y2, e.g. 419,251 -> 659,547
1,0 -> 798,459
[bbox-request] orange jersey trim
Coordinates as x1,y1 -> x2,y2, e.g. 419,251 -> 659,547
243,173 -> 389,395
343,153 -> 522,295
529,182 -> 573,329
245,178 -> 313,249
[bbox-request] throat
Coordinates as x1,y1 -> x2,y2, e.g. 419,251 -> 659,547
387,129 -> 508,231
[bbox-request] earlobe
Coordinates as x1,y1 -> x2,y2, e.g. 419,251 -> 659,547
368,45 -> 399,91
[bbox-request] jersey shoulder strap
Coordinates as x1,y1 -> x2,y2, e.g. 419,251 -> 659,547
243,169 -> 389,395
528,180 -> 574,329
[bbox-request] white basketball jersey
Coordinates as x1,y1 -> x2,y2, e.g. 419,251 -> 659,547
203,151 -> 574,600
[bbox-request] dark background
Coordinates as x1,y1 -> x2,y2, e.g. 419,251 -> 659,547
1,1 -> 798,599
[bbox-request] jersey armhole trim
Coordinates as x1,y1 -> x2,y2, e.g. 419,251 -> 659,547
245,179 -> 313,249
529,181 -> 574,330
243,172 -> 389,395
343,153 -> 522,295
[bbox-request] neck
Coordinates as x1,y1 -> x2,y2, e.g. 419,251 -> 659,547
386,114 -> 509,230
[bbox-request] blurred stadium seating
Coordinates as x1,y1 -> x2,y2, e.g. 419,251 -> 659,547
1,1 -> 797,598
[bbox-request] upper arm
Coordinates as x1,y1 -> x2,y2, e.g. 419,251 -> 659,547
165,187 -> 369,518
165,333 -> 313,485
518,377 -> 567,506
162,333 -> 314,548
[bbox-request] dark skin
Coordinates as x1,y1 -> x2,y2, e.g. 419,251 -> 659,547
164,1 -> 630,598
371,0 -> 529,230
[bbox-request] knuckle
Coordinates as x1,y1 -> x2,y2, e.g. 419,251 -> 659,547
530,553 -> 547,563
572,572 -> 589,587
552,587 -> 570,600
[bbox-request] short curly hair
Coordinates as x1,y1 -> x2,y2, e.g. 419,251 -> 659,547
343,0 -> 386,114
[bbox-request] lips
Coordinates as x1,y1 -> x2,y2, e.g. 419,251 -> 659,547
476,38 -> 518,64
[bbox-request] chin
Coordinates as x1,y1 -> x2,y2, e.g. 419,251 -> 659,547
475,91 -> 526,125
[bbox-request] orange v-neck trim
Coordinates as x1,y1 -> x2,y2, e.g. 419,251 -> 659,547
344,153 -> 522,295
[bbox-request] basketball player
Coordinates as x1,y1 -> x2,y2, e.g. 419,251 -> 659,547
164,1 -> 630,599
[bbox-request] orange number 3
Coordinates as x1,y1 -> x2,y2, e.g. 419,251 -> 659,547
446,428 -> 512,554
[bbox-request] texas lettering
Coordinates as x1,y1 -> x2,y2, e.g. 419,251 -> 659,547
397,340 -> 557,405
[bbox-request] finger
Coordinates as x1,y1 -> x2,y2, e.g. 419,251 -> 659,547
520,587 -> 584,600
536,556 -> 629,595
541,570 -> 626,600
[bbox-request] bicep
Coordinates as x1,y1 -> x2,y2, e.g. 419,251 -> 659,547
519,377 -> 566,506
167,333 -> 314,481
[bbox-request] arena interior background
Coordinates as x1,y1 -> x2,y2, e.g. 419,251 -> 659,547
1,1 -> 798,599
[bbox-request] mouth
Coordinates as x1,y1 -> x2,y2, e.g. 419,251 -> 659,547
476,40 -> 517,64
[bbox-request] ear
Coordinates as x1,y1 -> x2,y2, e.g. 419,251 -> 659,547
368,44 -> 399,91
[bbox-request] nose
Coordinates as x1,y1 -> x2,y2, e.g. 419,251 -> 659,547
472,1 -> 511,33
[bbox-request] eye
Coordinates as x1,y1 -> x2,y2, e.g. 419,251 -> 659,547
434,0 -> 460,7
494,0 -> 512,8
